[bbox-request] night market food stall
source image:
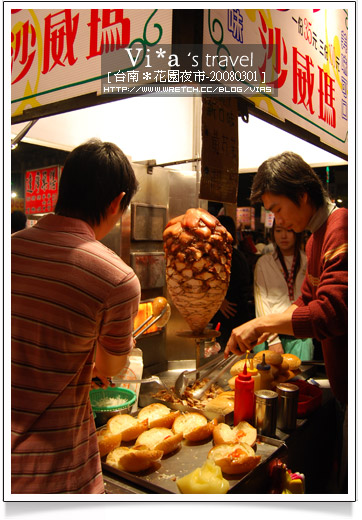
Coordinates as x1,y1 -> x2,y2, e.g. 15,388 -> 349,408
8,6 -> 353,498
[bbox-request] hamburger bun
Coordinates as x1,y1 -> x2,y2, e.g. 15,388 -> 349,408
96,427 -> 123,458
213,421 -> 257,447
106,445 -> 163,472
230,359 -> 252,377
137,403 -> 180,429
135,427 -> 183,455
208,442 -> 261,475
204,392 -> 234,415
271,370 -> 297,388
107,413 -> 148,442
253,350 -> 283,366
172,413 -> 217,442
279,358 -> 290,373
228,376 -> 236,389
282,353 -> 302,370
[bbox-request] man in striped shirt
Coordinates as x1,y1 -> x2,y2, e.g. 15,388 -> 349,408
11,139 -> 141,493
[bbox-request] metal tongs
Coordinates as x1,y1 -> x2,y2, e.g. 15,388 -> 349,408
191,354 -> 238,400
112,375 -> 170,391
133,297 -> 171,340
174,352 -> 237,399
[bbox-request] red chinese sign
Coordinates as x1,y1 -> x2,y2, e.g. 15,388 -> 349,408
10,9 -> 172,119
25,165 -> 60,215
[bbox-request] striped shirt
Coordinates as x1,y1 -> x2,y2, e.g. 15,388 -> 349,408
11,214 -> 141,493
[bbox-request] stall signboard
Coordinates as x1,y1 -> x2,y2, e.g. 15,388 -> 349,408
203,9 -> 349,157
25,165 -> 61,215
11,197 -> 25,212
236,206 -> 255,229
264,210 -> 275,229
11,9 -> 172,119
200,96 -> 239,203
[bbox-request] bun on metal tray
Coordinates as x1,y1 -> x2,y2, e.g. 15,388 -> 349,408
106,445 -> 163,472
207,442 -> 261,475
137,402 -> 180,429
135,427 -> 183,455
96,427 -> 123,458
106,413 -> 148,442
212,421 -> 257,447
172,412 -> 217,442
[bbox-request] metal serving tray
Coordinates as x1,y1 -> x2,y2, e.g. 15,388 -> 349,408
138,392 -> 234,425
139,359 -> 235,424
101,435 -> 287,494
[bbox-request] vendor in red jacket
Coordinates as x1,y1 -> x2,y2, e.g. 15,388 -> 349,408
225,151 -> 348,406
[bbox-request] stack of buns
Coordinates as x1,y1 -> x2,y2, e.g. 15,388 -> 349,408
228,351 -> 301,389
98,402 -> 218,473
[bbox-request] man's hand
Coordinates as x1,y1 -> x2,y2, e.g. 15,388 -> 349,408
224,318 -> 270,357
219,299 -> 238,319
224,307 -> 297,358
268,342 -> 284,354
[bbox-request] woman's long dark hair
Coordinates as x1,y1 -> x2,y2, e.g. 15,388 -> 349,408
271,221 -> 304,285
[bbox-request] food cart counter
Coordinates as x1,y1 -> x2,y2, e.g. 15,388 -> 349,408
101,372 -> 338,495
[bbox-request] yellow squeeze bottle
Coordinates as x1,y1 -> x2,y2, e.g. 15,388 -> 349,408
247,358 -> 261,391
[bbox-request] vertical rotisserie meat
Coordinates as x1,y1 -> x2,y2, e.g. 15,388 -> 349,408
163,208 -> 233,334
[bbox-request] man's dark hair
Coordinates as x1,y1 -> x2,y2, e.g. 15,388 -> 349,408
55,138 -> 138,226
250,151 -> 328,209
11,210 -> 27,233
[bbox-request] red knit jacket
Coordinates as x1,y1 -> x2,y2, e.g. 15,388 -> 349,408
292,208 -> 348,404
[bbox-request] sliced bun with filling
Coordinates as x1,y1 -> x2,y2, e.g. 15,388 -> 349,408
208,442 -> 261,475
135,427 -> 183,455
106,445 -> 163,472
172,412 -> 217,442
96,427 -> 123,458
107,413 -> 148,442
137,403 -> 180,429
213,421 -> 257,447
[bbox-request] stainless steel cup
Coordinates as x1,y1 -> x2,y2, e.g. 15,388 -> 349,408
254,389 -> 278,437
276,382 -> 300,431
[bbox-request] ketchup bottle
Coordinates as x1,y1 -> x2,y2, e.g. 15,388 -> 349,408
233,363 -> 255,425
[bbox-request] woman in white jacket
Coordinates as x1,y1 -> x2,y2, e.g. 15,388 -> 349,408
253,223 -> 314,360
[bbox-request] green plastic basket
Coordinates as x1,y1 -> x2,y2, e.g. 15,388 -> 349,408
90,387 -> 137,425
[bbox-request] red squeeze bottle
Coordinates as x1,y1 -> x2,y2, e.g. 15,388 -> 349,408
234,363 -> 255,425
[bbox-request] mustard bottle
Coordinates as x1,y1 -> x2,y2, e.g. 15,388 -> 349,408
247,358 -> 261,391
256,353 -> 273,390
